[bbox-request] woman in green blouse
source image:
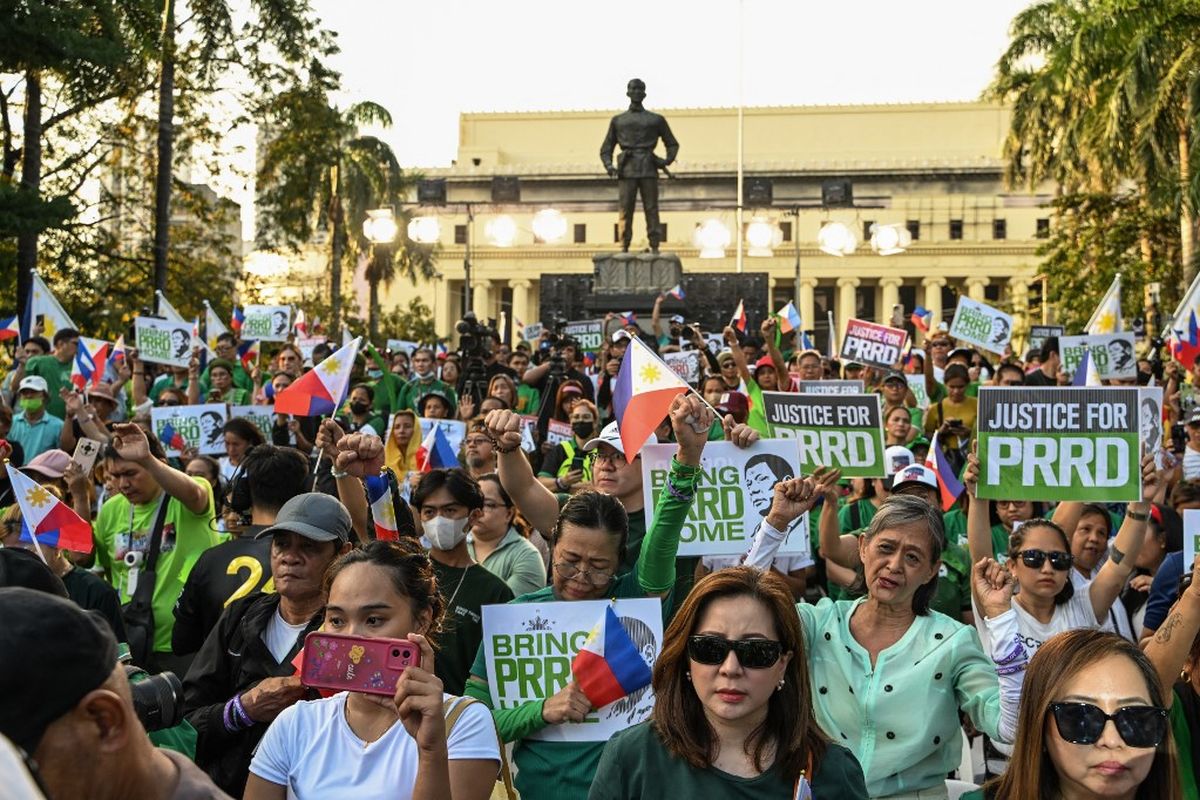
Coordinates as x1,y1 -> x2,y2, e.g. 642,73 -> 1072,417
747,493 -> 1028,799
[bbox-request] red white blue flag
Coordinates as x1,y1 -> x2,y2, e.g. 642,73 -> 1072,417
415,424 -> 458,473
275,337 -> 361,416
571,605 -> 653,709
7,465 -> 93,553
730,299 -> 747,333
612,335 -> 689,463
364,474 -> 400,541
71,337 -> 110,389
923,434 -> 965,512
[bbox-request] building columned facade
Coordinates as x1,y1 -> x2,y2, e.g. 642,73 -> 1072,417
379,101 -> 1053,348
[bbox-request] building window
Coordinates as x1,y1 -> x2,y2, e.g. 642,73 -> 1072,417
613,223 -> 620,243
573,223 -> 586,243
863,220 -> 875,241
1036,218 -> 1050,239
906,220 -> 920,241
993,218 -> 1007,240
454,224 -> 467,245
780,221 -> 793,242
949,219 -> 963,240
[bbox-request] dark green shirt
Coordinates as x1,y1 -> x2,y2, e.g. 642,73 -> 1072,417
432,560 -> 513,695
589,720 -> 868,800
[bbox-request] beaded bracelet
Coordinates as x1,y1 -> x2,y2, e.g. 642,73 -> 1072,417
665,477 -> 694,504
487,434 -> 521,454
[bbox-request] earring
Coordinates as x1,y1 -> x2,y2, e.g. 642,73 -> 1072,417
685,672 -> 692,682
1183,669 -> 1192,684
776,678 -> 785,692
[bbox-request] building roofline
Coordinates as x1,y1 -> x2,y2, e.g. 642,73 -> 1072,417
456,99 -> 1005,119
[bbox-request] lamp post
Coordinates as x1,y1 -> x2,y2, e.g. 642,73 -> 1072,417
363,207 -> 398,341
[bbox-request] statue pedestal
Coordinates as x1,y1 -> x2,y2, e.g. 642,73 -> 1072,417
591,251 -> 682,296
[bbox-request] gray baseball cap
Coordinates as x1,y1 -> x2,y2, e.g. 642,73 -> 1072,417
256,493 -> 353,543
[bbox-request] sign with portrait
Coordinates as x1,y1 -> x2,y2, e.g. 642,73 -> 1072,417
1060,333 -> 1138,380
241,305 -> 292,342
662,351 -> 702,384
840,318 -> 907,370
1027,325 -> 1065,355
151,403 -> 228,457
640,440 -> 811,560
482,598 -> 663,742
230,404 -> 275,442
949,296 -> 1013,355
1139,386 -> 1164,468
760,391 -> 886,478
135,316 -> 193,367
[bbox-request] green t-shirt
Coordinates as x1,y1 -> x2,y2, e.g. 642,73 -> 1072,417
991,523 -> 1011,561
199,361 -> 253,395
93,479 -> 218,653
746,379 -> 770,436
515,384 -> 541,415
943,507 -> 967,545
432,560 -> 513,696
401,378 -> 458,415
838,498 -> 878,534
622,507 -> 697,609
589,720 -> 868,800
149,375 -> 189,403
371,372 -> 409,418
23,354 -> 72,419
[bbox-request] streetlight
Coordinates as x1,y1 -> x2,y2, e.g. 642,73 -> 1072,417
531,209 -> 568,243
485,215 -> 518,247
363,208 -> 398,244
695,219 -> 731,259
745,217 -> 782,257
817,221 -> 857,257
869,223 -> 911,256
407,215 -> 441,245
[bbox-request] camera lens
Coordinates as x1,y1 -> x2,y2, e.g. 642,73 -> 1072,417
391,648 -> 401,657
123,551 -> 143,567
124,667 -> 183,731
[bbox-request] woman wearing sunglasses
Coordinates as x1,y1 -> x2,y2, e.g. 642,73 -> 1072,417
744,489 -> 1028,798
589,566 -> 868,799
967,629 -> 1178,800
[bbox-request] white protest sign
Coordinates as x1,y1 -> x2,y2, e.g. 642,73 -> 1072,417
1139,387 -> 1164,468
906,375 -> 930,409
482,598 -> 663,742
545,419 -> 572,447
241,305 -> 292,342
295,335 -> 327,364
1061,333 -> 1137,380
151,403 -> 228,456
518,415 -> 538,453
386,339 -> 420,356
135,316 -> 193,367
230,404 -> 275,442
797,380 -> 864,395
1185,510 -> 1200,571
641,440 -> 811,560
704,333 -> 724,355
418,417 -> 466,456
949,296 -> 1013,355
662,351 -> 702,384
521,323 -> 544,342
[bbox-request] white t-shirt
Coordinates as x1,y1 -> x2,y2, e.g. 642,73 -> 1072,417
261,608 -> 310,664
1184,446 -> 1200,480
973,589 -> 1098,662
250,693 -> 499,799
702,554 -> 808,573
1070,568 -> 1134,642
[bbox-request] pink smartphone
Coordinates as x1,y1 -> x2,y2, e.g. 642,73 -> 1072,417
300,632 -> 420,696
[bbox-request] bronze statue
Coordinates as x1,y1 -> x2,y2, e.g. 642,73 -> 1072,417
600,79 -> 679,253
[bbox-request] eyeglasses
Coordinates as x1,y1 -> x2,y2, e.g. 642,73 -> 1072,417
553,560 -> 614,587
159,400 -> 180,407
1049,702 -> 1168,748
1016,549 -> 1074,571
482,501 -> 509,512
588,450 -> 626,467
930,340 -> 951,348
464,437 -> 491,447
687,635 -> 783,669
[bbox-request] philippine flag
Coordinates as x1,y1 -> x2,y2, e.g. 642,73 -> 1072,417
618,311 -> 637,327
924,432 -> 965,512
1071,349 -> 1102,387
1173,310 -> 1200,368
730,299 -> 748,333
776,301 -> 802,335
275,337 -> 361,416
612,335 -> 690,463
294,308 -> 308,337
71,337 -> 110,390
415,424 -> 458,473
911,306 -> 932,332
111,335 -> 126,364
0,315 -> 19,341
667,284 -> 685,300
7,465 -> 93,553
230,306 -> 245,334
364,473 -> 400,541
237,339 -> 260,371
159,421 -> 187,452
571,605 -> 653,709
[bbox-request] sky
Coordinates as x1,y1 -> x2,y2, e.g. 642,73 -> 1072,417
310,0 -> 1036,169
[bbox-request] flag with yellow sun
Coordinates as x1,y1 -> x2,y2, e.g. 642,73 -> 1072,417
1086,276 -> 1123,335
612,335 -> 691,462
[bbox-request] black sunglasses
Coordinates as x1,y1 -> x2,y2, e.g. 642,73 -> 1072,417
1049,702 -> 1168,748
687,635 -> 783,669
1017,549 -> 1073,571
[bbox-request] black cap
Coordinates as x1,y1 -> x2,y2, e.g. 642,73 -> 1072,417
0,587 -> 119,753
882,370 -> 907,385
0,548 -> 69,597
256,493 -> 352,543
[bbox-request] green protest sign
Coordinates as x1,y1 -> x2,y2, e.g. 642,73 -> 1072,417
230,404 -> 274,442
242,305 -> 291,342
760,391 -> 886,477
135,316 -> 192,367
1184,510 -> 1199,569
1060,334 -> 1137,380
949,296 -> 1012,355
563,319 -> 604,353
976,387 -> 1140,502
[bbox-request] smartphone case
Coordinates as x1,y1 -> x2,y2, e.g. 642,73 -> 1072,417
300,632 -> 419,696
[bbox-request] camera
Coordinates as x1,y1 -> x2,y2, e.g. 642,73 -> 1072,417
123,551 -> 144,568
123,663 -> 183,731
541,317 -> 578,352
455,311 -> 494,360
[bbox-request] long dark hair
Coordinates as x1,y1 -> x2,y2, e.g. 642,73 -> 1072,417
651,567 -> 828,785
323,539 -> 445,647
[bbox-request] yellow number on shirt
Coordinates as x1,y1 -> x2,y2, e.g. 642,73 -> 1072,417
224,556 -> 275,606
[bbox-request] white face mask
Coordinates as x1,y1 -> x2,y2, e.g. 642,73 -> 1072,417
424,515 -> 469,551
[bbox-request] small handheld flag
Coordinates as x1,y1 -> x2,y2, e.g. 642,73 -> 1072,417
159,421 -> 187,452
365,473 -> 400,541
730,300 -> 747,333
7,465 -> 93,553
71,337 -> 110,389
667,284 -> 685,300
924,433 -> 965,512
275,337 -> 362,416
618,311 -> 637,327
911,306 -> 932,332
611,335 -> 690,463
230,306 -> 245,335
415,424 -> 458,472
776,301 -> 802,335
0,315 -> 19,341
237,340 -> 260,372
571,605 -> 653,709
111,335 -> 126,364
294,308 -> 308,337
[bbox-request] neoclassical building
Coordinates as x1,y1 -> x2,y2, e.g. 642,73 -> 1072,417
381,101 -> 1052,349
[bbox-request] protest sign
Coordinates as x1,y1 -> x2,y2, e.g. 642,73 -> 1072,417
482,598 -> 662,742
950,296 -> 1013,354
1184,510 -> 1200,570
840,318 -> 907,369
521,323 -> 544,342
1027,325 -> 1065,354
418,417 -> 466,456
641,441 -> 811,560
241,305 -> 292,342
663,351 -> 702,384
976,387 -> 1140,502
1139,387 -> 1165,468
230,404 -> 274,442
135,316 -> 193,367
151,403 -> 228,456
296,336 -> 327,362
1060,334 -> 1137,380
545,419 -> 573,447
704,333 -> 724,355
906,375 -> 930,409
761,391 -> 886,477
386,339 -> 419,356
518,415 -> 538,453
564,319 -> 604,353
797,380 -> 864,395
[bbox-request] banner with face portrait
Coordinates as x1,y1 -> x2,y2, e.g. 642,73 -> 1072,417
1139,387 -> 1165,468
241,305 -> 292,342
1027,325 -> 1065,355
1060,334 -> 1138,380
151,403 -> 228,456
975,387 -> 1140,502
760,391 -> 886,478
230,404 -> 275,442
482,598 -> 663,742
662,351 -> 702,385
949,296 -> 1013,355
135,316 -> 193,367
640,440 -> 811,561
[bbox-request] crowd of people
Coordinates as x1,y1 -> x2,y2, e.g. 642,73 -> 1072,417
1,294 -> 1199,800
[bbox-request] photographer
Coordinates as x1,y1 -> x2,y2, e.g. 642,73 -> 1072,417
0,588 -> 231,799
522,329 -> 595,403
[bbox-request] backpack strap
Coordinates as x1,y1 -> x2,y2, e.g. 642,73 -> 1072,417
443,696 -> 517,799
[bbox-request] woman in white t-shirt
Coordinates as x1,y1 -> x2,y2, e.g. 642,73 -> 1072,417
245,540 -> 501,800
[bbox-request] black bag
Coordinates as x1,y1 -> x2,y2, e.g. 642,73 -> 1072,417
121,497 -> 171,668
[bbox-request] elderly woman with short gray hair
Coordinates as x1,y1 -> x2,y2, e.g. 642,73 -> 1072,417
745,489 -> 1028,800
